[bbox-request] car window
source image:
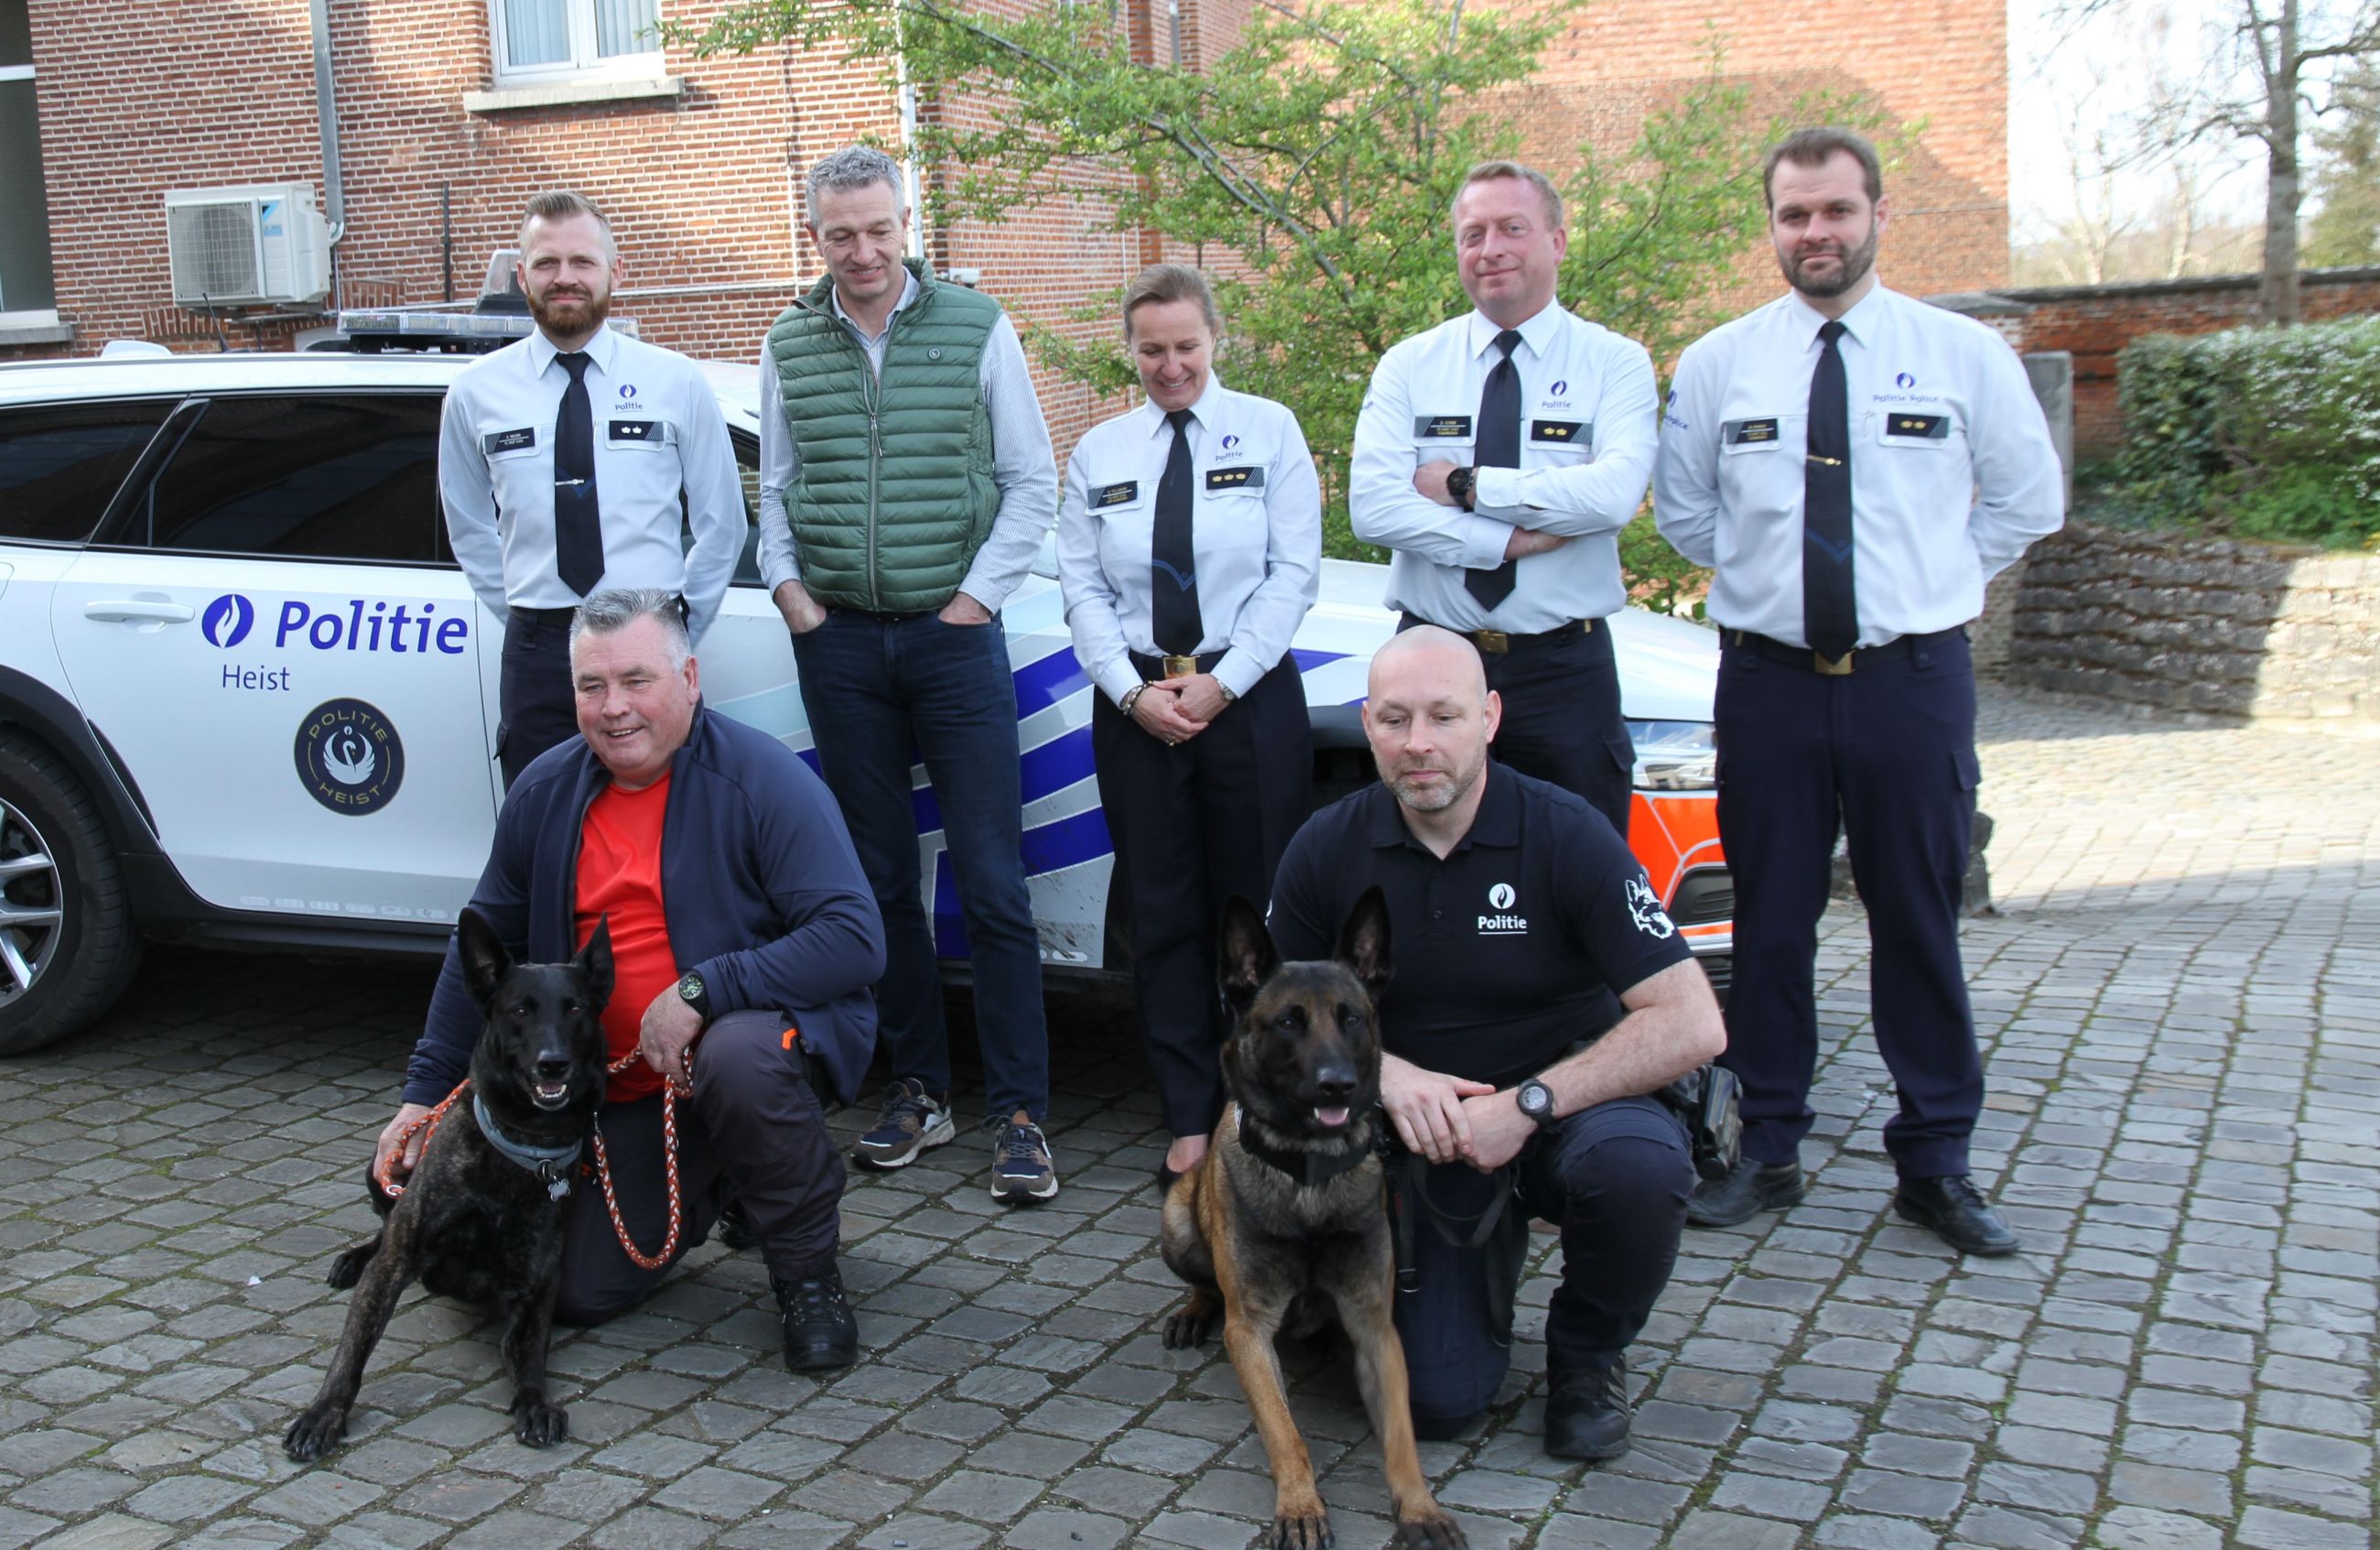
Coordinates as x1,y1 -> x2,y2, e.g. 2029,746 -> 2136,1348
135,394 -> 448,564
0,400 -> 175,545
683,428 -> 764,586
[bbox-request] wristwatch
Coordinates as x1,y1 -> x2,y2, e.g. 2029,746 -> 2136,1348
1444,465 -> 1477,512
676,970 -> 712,1024
1515,1077 -> 1559,1133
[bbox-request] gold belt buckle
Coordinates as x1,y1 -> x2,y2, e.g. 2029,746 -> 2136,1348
1813,651 -> 1855,676
1473,630 -> 1510,656
1162,654 -> 1200,678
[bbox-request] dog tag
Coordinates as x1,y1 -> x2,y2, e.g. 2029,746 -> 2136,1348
547,1178 -> 571,1201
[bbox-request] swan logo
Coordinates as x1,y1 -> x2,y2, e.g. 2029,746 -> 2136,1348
201,593 -> 254,649
294,699 -> 405,816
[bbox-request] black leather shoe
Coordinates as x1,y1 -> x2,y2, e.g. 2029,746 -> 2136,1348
1686,1157 -> 1806,1227
716,1198 -> 756,1252
1155,1165 -> 1182,1195
774,1268 -> 859,1371
1544,1358 -> 1631,1460
1894,1175 -> 2020,1256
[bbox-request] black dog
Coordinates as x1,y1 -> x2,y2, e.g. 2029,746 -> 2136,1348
285,909 -> 613,1462
1160,889 -> 1464,1550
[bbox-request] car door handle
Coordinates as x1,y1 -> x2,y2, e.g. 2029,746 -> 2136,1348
84,601 -> 197,623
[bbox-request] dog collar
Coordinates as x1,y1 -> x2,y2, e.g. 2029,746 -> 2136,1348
1235,1111 -> 1374,1190
472,1092 -> 583,1200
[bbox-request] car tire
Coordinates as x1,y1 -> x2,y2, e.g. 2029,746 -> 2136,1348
0,733 -> 143,1056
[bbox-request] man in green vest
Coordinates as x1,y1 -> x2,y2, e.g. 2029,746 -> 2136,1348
757,145 -> 1065,1206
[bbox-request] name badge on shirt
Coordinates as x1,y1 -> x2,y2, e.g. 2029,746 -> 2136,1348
483,427 -> 536,455
608,418 -> 659,442
1884,413 -> 1950,440
1094,481 -> 1140,508
1205,467 -> 1265,491
1724,417 -> 1780,446
1414,415 -> 1473,439
1531,419 -> 1588,445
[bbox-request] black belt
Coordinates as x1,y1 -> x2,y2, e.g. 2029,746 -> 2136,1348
509,604 -> 579,626
1726,626 -> 1964,676
1129,649 -> 1227,680
830,606 -> 936,624
1401,614 -> 1593,656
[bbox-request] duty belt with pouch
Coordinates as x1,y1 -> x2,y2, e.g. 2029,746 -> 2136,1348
1656,1063 -> 1743,1181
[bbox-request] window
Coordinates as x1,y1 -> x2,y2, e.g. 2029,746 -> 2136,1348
0,0 -> 55,320
0,402 -> 172,545
127,396 -> 449,565
491,0 -> 660,85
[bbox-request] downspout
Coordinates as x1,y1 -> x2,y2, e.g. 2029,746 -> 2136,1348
308,0 -> 348,301
893,19 -> 926,263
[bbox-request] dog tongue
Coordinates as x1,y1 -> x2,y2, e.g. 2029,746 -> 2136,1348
1314,1106 -> 1351,1129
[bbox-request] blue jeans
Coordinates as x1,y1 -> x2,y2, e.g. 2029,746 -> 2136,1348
791,610 -> 1049,1121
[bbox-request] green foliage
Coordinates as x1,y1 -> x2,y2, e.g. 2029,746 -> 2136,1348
2306,60 -> 2380,270
1617,511 -> 1706,618
2112,317 -> 2380,549
681,0 -> 1868,589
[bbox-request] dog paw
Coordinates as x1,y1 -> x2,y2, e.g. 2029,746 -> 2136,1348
326,1246 -> 373,1290
1163,1291 -> 1219,1349
1396,1504 -> 1466,1549
1270,1499 -> 1334,1549
513,1400 -> 569,1447
283,1404 -> 347,1462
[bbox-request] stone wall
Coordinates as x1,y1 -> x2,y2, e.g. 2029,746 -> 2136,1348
2008,522 -> 2380,720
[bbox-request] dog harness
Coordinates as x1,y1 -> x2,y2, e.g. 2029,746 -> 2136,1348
471,1093 -> 584,1200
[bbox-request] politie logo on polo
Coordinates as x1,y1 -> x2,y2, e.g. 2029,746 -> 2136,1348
1480,882 -> 1527,934
294,699 -> 406,816
201,594 -> 255,649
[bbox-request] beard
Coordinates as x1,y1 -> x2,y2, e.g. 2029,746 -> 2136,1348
1383,743 -> 1488,814
1780,219 -> 1880,299
527,283 -> 611,336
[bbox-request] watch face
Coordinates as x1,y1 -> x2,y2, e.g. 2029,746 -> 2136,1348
1519,1080 -> 1550,1117
678,973 -> 702,1003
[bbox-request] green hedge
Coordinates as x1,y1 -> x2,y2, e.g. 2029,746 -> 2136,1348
2114,315 -> 2380,549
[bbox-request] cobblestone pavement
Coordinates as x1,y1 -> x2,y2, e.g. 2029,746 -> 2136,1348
2,685 -> 2374,1550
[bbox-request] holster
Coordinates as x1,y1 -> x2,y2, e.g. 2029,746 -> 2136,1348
1655,1063 -> 1743,1181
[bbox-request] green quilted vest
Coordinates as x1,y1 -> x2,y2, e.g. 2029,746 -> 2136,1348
763,261 -> 1003,612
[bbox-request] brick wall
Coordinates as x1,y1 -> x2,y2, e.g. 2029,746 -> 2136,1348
1998,268 -> 2380,456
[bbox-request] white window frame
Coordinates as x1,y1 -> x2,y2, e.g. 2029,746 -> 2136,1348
487,0 -> 664,88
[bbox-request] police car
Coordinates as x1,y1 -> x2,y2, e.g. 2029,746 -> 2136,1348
0,322 -> 1730,1056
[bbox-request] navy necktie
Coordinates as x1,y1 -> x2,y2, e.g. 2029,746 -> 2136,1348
1803,320 -> 1857,664
1463,328 -> 1526,611
1152,407 -> 1201,656
553,352 -> 604,598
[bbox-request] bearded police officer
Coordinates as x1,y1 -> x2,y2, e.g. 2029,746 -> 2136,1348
1348,159 -> 1658,838
1269,627 -> 1725,1459
439,191 -> 747,787
1652,128 -> 2062,1254
756,146 -> 1065,1206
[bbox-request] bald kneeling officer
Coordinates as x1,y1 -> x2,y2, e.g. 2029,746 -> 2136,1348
1267,626 -> 1726,1458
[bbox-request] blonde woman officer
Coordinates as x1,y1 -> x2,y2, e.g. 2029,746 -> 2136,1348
1059,264 -> 1322,1189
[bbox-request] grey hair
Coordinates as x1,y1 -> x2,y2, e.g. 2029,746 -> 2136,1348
518,190 -> 617,261
569,589 -> 691,669
1451,160 -> 1564,233
805,145 -> 906,226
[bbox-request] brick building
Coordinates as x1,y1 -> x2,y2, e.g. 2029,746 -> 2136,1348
3,0 -> 2014,453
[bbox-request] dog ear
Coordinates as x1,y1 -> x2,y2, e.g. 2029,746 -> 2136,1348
1217,895 -> 1281,1012
575,916 -> 616,1009
457,908 -> 512,1006
1334,885 -> 1393,995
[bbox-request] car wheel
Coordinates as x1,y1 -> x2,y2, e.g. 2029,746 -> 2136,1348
0,734 -> 143,1055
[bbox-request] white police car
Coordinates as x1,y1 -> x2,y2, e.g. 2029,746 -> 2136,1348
0,331 -> 1730,1055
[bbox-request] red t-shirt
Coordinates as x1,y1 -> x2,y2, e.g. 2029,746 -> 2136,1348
575,775 -> 678,1105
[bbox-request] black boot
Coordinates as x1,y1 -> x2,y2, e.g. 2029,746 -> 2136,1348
1686,1157 -> 1805,1228
774,1268 -> 860,1371
716,1198 -> 756,1252
1544,1357 -> 1632,1461
1894,1175 -> 2019,1256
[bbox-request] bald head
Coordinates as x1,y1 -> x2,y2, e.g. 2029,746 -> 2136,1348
1364,626 -> 1500,818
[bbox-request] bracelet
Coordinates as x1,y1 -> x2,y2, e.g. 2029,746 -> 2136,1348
1119,684 -> 1146,716
1217,684 -> 1237,704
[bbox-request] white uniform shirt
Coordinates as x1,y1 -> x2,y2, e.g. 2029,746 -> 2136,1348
1653,284 -> 2064,647
754,270 -> 1061,612
437,324 -> 746,640
1057,377 -> 1322,705
1348,299 -> 1659,632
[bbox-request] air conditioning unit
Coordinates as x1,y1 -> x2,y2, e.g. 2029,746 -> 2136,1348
165,184 -> 331,308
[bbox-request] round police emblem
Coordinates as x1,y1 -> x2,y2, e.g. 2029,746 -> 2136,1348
294,699 -> 406,816
1896,372 -> 1918,389
201,593 -> 254,648
1488,882 -> 1516,910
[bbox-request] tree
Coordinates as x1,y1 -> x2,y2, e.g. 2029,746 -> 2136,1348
683,0 -> 1868,559
2306,57 -> 2380,265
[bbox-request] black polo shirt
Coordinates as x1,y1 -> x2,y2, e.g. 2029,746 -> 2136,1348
1269,764 -> 1693,1090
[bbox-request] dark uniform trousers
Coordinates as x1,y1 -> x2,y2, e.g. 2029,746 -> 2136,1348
1091,657 -> 1312,1137
1397,1094 -> 1693,1429
1399,615 -> 1634,841
1713,628 -> 1983,1180
555,1009 -> 850,1326
499,608 -> 586,788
